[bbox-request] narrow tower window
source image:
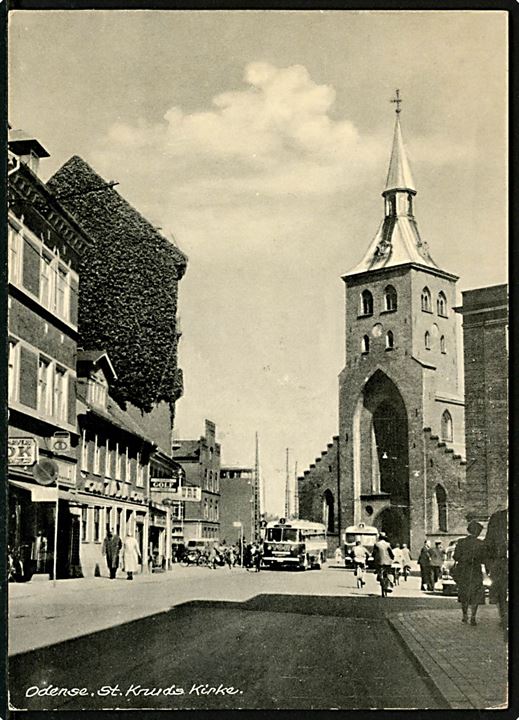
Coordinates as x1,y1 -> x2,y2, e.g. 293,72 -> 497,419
385,331 -> 394,350
440,335 -> 446,354
384,285 -> 397,312
424,331 -> 431,350
421,287 -> 431,312
407,193 -> 414,216
441,410 -> 453,442
361,290 -> 373,316
361,335 -> 370,354
434,485 -> 448,532
437,291 -> 448,317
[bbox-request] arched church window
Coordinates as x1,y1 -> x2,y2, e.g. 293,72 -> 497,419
434,484 -> 448,532
424,331 -> 431,350
384,285 -> 397,312
361,289 -> 373,316
421,287 -> 432,312
440,335 -> 446,354
361,335 -> 370,354
322,490 -> 335,533
385,330 -> 394,350
437,291 -> 448,317
407,193 -> 414,216
441,410 -> 453,442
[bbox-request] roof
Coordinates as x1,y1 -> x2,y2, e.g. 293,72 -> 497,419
384,115 -> 416,194
8,128 -> 50,158
77,350 -> 118,382
77,386 -> 156,446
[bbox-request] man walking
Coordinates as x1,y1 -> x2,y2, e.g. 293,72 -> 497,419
418,540 -> 433,591
102,529 -> 122,580
351,540 -> 370,588
430,541 -> 445,588
372,532 -> 394,596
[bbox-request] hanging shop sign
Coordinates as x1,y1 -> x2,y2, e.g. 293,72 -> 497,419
8,437 -> 38,466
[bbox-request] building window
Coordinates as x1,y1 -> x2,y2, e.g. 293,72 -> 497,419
105,438 -> 111,478
204,499 -> 208,519
93,507 -> 100,542
53,366 -> 67,423
421,287 -> 431,312
424,332 -> 431,350
407,193 -> 414,216
361,335 -> 370,354
81,507 -> 88,542
115,442 -> 122,480
40,251 -> 53,309
215,501 -> 219,521
440,335 -> 446,354
434,485 -> 448,532
38,356 -> 53,416
8,223 -> 21,284
56,266 -> 69,318
384,285 -> 397,312
437,291 -> 448,317
360,290 -> 373,316
136,452 -> 144,487
8,340 -> 19,402
81,430 -> 88,471
385,330 -> 394,350
125,447 -> 131,482
93,434 -> 101,475
441,410 -> 453,442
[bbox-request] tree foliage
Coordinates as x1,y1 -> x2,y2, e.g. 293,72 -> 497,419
49,156 -> 187,413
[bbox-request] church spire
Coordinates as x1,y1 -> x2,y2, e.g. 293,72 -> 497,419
384,92 -> 416,195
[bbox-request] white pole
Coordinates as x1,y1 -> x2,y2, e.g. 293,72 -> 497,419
240,524 -> 244,568
52,488 -> 59,588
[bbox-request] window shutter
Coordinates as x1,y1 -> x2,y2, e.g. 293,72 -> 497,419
19,346 -> 38,408
69,274 -> 79,326
22,238 -> 41,297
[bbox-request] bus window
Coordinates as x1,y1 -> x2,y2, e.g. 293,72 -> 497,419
346,533 -> 357,543
266,528 -> 283,542
283,529 -> 299,542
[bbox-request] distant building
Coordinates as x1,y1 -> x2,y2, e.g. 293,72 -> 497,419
8,129 -> 91,579
172,420 -> 221,542
219,467 -> 254,544
455,284 -> 508,520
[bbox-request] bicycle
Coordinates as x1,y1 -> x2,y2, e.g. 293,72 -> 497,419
377,565 -> 393,597
353,561 -> 366,588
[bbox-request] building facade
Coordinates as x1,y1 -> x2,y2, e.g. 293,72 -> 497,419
219,467 -> 254,544
172,420 -> 221,542
7,131 -> 91,579
297,437 -> 339,552
338,106 -> 467,555
75,351 -> 154,577
456,285 -> 508,520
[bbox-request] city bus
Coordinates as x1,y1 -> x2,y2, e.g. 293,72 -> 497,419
262,518 -> 328,570
342,523 -> 379,567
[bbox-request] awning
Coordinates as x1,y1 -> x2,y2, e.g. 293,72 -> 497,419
9,480 -> 75,503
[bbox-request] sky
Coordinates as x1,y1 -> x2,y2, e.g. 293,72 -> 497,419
8,10 -> 508,516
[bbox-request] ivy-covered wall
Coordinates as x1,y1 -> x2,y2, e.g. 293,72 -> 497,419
48,156 -> 187,416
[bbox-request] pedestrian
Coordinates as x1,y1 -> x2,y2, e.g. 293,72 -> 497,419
400,543 -> 412,581
122,530 -> 141,580
453,520 -> 486,625
335,546 -> 343,566
483,507 -> 508,636
390,544 -> 403,585
208,544 -> 217,570
372,532 -> 394,595
253,542 -> 262,572
430,541 -> 445,588
418,540 -> 433,591
244,543 -> 253,571
351,540 -> 370,588
102,529 -> 122,579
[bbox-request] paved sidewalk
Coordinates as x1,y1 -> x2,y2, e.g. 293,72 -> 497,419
389,605 -> 508,709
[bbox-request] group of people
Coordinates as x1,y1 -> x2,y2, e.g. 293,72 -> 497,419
342,537 -> 412,589
417,539 -> 446,591
243,541 -> 263,572
102,529 -> 141,580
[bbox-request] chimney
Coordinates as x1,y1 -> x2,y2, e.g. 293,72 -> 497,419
8,128 -> 50,176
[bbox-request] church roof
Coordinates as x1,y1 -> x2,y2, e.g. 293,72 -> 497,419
384,115 -> 416,193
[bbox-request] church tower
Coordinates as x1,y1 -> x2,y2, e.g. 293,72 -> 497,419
338,92 -> 466,555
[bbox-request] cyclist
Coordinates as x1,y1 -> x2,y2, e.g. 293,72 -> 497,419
372,532 -> 394,597
350,540 -> 370,588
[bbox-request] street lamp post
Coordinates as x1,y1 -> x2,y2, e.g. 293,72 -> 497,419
233,521 -> 243,567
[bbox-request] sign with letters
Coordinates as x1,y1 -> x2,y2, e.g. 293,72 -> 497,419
150,478 -> 179,491
8,437 -> 38,466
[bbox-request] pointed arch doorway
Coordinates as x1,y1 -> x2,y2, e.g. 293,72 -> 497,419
354,369 -> 411,546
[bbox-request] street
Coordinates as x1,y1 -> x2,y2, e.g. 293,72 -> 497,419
9,563 -> 506,711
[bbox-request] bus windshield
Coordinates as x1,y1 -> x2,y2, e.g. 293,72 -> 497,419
266,528 -> 299,542
346,533 -> 377,544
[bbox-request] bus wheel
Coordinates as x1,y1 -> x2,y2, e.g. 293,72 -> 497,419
314,553 -> 323,570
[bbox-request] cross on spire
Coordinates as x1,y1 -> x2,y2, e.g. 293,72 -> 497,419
391,89 -> 402,115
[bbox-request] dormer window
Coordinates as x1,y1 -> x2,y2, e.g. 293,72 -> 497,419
87,377 -> 108,409
361,290 -> 373,316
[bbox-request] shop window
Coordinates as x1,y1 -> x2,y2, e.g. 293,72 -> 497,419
93,507 -> 100,542
361,335 -> 370,354
81,506 -> 88,542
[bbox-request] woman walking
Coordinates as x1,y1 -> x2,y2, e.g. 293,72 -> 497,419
122,531 -> 141,580
453,520 -> 486,625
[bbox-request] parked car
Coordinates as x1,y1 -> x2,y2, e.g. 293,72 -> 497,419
441,540 -> 492,597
